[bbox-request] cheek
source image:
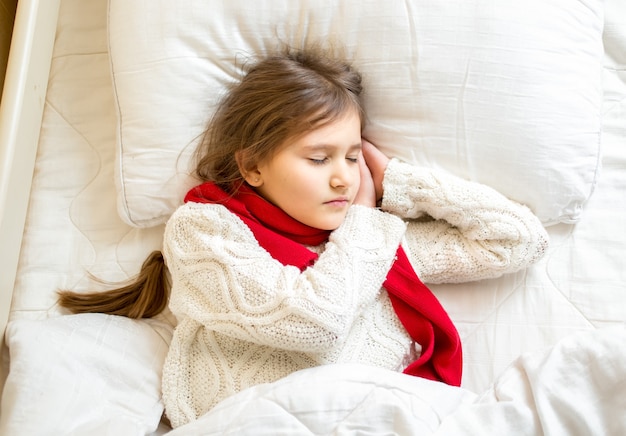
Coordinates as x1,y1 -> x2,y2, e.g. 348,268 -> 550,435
353,166 -> 362,188
277,167 -> 315,197
288,164 -> 318,185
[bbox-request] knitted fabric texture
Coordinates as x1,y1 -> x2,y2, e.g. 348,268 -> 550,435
184,183 -> 463,385
161,159 -> 548,428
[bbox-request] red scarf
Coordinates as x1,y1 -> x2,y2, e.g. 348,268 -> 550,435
185,182 -> 463,386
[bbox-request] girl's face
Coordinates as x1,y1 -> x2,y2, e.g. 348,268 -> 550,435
248,110 -> 362,230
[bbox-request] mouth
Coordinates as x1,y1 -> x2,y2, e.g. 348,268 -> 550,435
324,197 -> 350,207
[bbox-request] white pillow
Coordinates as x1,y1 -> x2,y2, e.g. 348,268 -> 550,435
0,314 -> 171,435
109,0 -> 603,228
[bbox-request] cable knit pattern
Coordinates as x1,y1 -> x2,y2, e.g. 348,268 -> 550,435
382,159 -> 549,283
161,160 -> 548,427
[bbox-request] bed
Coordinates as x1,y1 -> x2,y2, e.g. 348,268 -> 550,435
0,0 -> 624,434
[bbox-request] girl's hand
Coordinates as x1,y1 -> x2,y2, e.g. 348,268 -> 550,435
353,152 -> 376,207
361,138 -> 390,202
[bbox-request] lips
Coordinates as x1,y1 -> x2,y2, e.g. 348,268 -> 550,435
325,197 -> 349,207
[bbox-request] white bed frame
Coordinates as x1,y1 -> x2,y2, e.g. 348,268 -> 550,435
0,0 -> 61,394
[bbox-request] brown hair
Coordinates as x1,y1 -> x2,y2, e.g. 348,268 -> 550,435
196,45 -> 365,193
58,46 -> 364,318
57,251 -> 169,318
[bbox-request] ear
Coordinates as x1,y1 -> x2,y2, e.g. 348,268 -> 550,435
235,150 -> 263,187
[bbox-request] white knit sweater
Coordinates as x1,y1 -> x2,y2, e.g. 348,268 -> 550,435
161,159 -> 548,428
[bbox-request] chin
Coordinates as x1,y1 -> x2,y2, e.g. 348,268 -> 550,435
306,212 -> 348,231
320,218 -> 347,231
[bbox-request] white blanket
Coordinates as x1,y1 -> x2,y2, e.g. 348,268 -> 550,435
168,326 -> 626,435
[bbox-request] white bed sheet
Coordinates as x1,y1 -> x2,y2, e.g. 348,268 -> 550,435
1,0 -> 625,433
1,1 -> 174,433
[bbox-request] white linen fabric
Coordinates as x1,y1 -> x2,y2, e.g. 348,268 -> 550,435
4,0 -> 626,434
108,0 -> 603,228
0,314 -> 172,436
434,325 -> 626,435
166,326 -> 626,435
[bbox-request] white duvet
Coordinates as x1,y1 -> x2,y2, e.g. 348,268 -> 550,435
169,326 -> 626,435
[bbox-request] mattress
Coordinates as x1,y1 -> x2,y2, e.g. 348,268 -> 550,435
1,0 -> 625,433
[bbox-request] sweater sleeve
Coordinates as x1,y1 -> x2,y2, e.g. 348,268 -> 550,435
381,159 -> 549,284
163,202 -> 406,353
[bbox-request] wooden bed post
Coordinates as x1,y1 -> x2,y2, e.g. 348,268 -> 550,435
0,0 -> 61,397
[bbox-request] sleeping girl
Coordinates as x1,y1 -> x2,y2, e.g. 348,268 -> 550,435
58,46 -> 548,428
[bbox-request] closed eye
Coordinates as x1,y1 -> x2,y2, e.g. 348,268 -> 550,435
309,157 -> 329,165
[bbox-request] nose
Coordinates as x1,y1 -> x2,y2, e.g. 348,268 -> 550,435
330,160 -> 354,189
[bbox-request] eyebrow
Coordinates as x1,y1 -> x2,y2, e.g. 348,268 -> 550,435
303,143 -> 362,152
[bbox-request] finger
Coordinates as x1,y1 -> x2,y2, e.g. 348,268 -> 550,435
361,138 -> 377,162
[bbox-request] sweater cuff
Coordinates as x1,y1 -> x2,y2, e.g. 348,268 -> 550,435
380,158 -> 436,218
